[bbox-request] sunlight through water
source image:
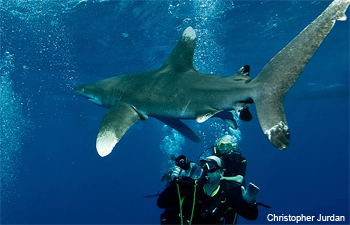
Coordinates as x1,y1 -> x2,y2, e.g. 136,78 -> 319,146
1,0 -> 80,204
0,52 -> 28,203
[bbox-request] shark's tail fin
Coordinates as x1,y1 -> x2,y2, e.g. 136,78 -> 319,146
250,0 -> 350,150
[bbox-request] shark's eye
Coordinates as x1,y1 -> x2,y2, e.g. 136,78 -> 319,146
81,88 -> 85,93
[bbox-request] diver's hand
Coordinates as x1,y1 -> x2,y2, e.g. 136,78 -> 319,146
241,182 -> 259,203
171,166 -> 191,180
221,175 -> 244,184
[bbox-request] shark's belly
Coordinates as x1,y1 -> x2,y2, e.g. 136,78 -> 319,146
126,91 -> 227,119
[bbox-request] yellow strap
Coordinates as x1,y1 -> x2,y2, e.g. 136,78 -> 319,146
233,212 -> 238,224
189,182 -> 197,225
204,185 -> 221,197
177,182 -> 197,225
224,207 -> 238,224
211,185 -> 220,197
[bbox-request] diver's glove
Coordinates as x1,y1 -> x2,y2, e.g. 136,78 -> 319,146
221,175 -> 244,184
241,182 -> 259,204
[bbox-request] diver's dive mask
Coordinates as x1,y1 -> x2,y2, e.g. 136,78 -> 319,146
217,141 -> 234,152
200,160 -> 223,173
216,135 -> 241,154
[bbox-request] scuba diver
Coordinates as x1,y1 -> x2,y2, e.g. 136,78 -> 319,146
149,134 -> 246,198
198,134 -> 247,186
157,155 -> 259,224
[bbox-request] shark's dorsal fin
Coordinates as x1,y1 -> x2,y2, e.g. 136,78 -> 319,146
96,102 -> 143,157
160,27 -> 198,73
155,117 -> 201,143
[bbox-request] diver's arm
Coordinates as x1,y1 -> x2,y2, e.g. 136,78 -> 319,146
221,175 -> 244,184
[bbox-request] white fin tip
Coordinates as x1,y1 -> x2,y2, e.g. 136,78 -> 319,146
183,27 -> 196,39
96,131 -> 118,157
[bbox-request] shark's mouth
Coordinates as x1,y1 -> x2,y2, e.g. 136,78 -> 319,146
74,87 -> 102,106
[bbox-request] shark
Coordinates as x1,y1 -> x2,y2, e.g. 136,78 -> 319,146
74,0 -> 350,157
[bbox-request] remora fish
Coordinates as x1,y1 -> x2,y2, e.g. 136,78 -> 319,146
74,0 -> 350,157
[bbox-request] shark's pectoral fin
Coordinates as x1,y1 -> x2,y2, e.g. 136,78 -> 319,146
255,97 -> 290,150
156,117 -> 201,143
213,111 -> 238,129
96,102 -> 142,157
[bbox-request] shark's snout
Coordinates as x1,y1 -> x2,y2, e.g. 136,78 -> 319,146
74,85 -> 92,99
73,86 -> 85,95
74,85 -> 103,106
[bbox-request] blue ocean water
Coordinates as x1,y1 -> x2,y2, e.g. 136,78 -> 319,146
1,0 -> 349,224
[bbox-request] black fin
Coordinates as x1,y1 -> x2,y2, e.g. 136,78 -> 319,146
242,65 -> 250,76
232,65 -> 252,83
239,108 -> 253,122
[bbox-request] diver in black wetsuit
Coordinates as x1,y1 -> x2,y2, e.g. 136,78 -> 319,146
157,156 -> 259,224
198,134 -> 247,186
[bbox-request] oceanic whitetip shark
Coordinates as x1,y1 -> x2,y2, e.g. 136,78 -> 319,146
74,0 -> 350,157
